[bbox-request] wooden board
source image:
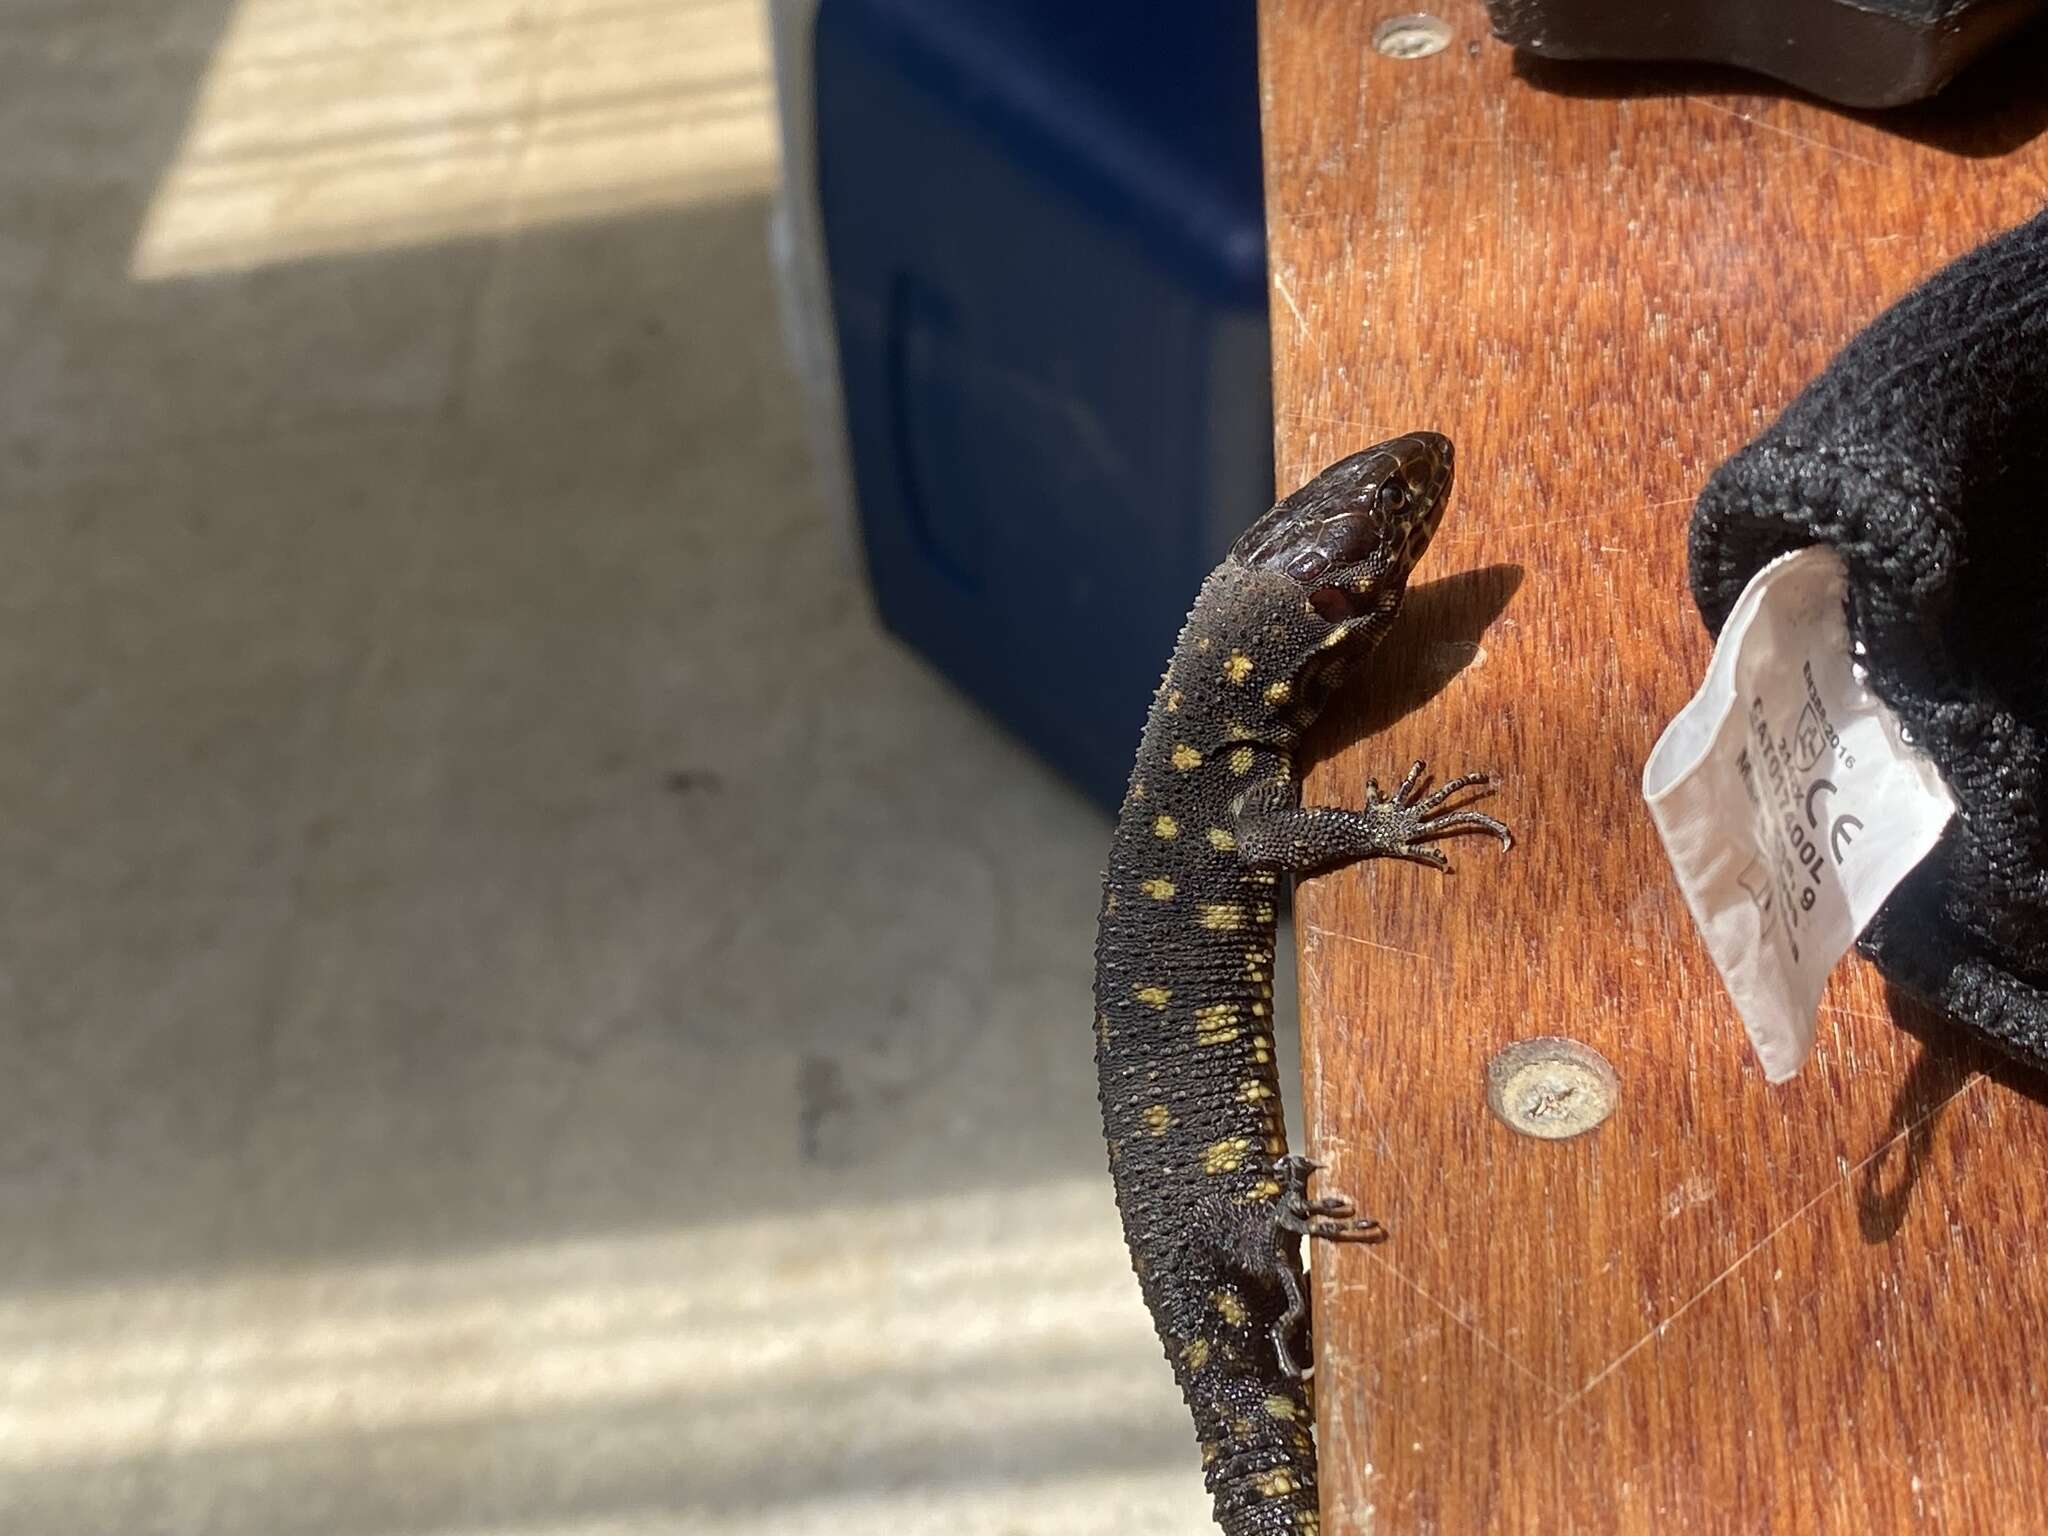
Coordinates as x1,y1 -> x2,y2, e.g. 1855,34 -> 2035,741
1256,4 -> 2048,1529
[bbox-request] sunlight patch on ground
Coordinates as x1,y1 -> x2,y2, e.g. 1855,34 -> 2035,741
407,1470 -> 1207,1536
132,0 -> 780,278
0,1176 -> 1205,1532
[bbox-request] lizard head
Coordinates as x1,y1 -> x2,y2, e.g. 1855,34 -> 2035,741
1230,432 -> 1453,624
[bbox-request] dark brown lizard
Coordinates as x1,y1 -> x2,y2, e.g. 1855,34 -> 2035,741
1091,433 -> 1511,1535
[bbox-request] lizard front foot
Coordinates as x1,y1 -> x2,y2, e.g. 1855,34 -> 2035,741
1361,759 -> 1513,872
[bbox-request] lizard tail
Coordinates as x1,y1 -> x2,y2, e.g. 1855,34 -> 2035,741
1194,1366 -> 1322,1536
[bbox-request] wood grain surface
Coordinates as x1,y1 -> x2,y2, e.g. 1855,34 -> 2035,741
1256,4 -> 2048,1530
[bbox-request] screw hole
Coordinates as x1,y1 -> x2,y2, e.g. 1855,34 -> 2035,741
1486,1038 -> 1619,1141
1372,13 -> 1453,60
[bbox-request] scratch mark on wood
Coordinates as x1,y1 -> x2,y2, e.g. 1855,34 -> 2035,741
1345,1251 -> 1563,1401
1301,921 -> 1433,965
1552,1074 -> 1988,1416
1553,1193 -> 1835,1415
1273,270 -> 1313,345
1694,99 -> 1882,168
1323,1371 -> 1359,1513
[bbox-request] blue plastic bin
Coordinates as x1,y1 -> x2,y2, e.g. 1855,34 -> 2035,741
815,0 -> 1272,810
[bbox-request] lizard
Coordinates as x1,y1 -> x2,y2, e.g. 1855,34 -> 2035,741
1091,432 -> 1511,1536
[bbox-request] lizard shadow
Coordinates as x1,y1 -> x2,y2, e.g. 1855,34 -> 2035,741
1857,979 -> 2048,1241
1313,562 -> 1525,762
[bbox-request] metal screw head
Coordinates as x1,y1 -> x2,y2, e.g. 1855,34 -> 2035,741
1486,1038 -> 1619,1140
1373,14 -> 1453,60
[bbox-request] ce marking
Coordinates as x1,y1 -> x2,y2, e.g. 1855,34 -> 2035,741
1804,778 -> 1863,863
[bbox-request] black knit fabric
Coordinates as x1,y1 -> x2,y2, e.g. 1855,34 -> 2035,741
1689,205 -> 2048,1067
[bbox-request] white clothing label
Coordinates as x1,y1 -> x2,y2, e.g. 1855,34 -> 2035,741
1643,547 -> 1955,1081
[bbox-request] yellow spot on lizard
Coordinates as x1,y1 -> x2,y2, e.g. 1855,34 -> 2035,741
1264,1395 -> 1299,1421
1194,1003 -> 1240,1045
1140,877 -> 1176,900
1213,1289 -> 1249,1326
1133,984 -> 1171,1008
1229,745 -> 1256,775
1141,1104 -> 1174,1135
1263,679 -> 1292,705
1207,826 -> 1236,852
1223,652 -> 1253,684
1170,743 -> 1203,771
1245,1178 -> 1281,1201
1255,1469 -> 1300,1499
1195,636 -> 1213,653
1153,813 -> 1180,839
1165,689 -> 1183,713
1238,1079 -> 1273,1103
1199,903 -> 1245,931
1182,1337 -> 1212,1371
1203,1136 -> 1253,1175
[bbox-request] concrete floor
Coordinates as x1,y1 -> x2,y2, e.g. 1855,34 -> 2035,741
0,2 -> 1298,1531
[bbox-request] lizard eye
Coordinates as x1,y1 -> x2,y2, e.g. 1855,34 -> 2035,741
1376,480 -> 1409,519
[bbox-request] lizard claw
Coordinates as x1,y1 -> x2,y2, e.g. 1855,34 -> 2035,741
1272,1321 -> 1312,1381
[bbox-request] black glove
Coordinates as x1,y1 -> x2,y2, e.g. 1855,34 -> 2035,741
1689,205 -> 2048,1067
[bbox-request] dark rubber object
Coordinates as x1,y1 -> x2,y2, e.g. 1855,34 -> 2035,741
1485,0 -> 2044,108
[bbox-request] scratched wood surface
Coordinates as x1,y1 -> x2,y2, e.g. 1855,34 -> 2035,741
1258,4 -> 2048,1530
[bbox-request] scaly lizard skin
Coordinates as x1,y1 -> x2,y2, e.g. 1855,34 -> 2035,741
1092,434 -> 1510,1536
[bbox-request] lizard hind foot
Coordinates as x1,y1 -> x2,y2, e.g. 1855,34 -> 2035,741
1265,1155 -> 1384,1380
1274,1156 -> 1386,1244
